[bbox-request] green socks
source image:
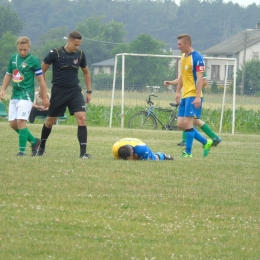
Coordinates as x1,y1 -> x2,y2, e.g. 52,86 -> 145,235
200,123 -> 218,139
18,128 -> 29,152
181,131 -> 186,142
181,123 -> 218,143
15,128 -> 37,152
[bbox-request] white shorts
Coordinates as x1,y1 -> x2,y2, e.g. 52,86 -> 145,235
8,99 -> 33,121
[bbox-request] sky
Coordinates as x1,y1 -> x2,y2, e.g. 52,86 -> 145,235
175,0 -> 260,6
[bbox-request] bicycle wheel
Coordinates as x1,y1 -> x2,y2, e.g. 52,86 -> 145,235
169,113 -> 179,130
128,111 -> 157,130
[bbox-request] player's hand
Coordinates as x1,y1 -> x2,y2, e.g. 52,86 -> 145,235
0,90 -> 5,100
192,97 -> 201,109
85,93 -> 91,103
175,92 -> 181,104
42,97 -> 50,109
164,81 -> 170,87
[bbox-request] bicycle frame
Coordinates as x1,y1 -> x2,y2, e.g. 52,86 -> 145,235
145,93 -> 178,130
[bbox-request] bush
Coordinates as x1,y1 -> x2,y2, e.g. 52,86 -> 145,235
211,81 -> 218,94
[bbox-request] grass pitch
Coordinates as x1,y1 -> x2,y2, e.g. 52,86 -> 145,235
0,122 -> 259,259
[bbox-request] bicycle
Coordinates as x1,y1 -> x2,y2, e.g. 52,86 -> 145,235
128,93 -> 179,130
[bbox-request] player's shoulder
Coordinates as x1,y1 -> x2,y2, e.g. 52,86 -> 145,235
29,53 -> 40,60
192,51 -> 204,65
76,49 -> 84,58
192,50 -> 203,58
9,53 -> 17,61
47,47 -> 63,56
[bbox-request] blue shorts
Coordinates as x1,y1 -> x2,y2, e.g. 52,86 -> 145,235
178,97 -> 202,118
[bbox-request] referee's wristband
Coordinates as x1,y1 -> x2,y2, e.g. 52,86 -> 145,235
86,90 -> 92,94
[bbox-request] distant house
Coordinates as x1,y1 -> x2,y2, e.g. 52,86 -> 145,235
91,58 -> 115,75
203,23 -> 260,85
92,51 -> 181,76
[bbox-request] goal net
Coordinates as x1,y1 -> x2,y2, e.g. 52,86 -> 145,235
109,53 -> 237,134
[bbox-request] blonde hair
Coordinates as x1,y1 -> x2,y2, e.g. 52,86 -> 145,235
16,36 -> 31,47
177,34 -> 192,45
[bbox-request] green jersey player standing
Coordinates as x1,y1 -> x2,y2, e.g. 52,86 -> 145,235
0,36 -> 49,156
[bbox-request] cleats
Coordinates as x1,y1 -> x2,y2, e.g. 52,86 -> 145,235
163,153 -> 174,160
31,138 -> 40,156
203,139 -> 213,157
180,151 -> 192,158
177,141 -> 186,146
17,151 -> 26,156
36,148 -> 45,156
80,153 -> 92,159
212,136 -> 222,147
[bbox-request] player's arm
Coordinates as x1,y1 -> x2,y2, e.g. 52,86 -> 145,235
0,73 -> 12,100
202,78 -> 208,87
134,145 -> 150,160
175,74 -> 182,104
193,71 -> 203,109
41,62 -> 50,74
81,66 -> 92,103
36,74 -> 50,109
164,78 -> 179,87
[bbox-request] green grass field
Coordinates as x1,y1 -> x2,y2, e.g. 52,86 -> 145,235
0,122 -> 259,259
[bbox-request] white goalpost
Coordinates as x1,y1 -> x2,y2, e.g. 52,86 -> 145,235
109,53 -> 237,134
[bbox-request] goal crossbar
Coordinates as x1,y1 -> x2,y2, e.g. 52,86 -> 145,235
109,53 -> 237,134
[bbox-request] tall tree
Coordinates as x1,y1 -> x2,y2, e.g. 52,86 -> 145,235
112,34 -> 175,90
236,59 -> 260,95
76,16 -> 126,65
0,5 -> 23,38
33,27 -> 69,61
0,31 -> 17,76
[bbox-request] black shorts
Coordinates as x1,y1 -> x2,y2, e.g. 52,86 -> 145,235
48,86 -> 85,117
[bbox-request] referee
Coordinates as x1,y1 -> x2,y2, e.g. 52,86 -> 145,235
36,30 -> 92,159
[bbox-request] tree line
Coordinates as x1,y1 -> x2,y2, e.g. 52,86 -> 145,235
1,0 -> 260,93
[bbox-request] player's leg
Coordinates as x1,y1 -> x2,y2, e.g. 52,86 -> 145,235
36,87 -> 63,156
194,118 -> 221,146
193,109 -> 213,157
183,116 -> 194,156
155,152 -> 174,160
178,98 -> 197,157
69,87 -> 91,159
177,99 -> 191,157
177,131 -> 186,146
9,100 -> 38,156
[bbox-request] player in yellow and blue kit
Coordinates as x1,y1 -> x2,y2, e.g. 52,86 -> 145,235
164,72 -> 221,147
175,34 -> 213,158
112,138 -> 173,160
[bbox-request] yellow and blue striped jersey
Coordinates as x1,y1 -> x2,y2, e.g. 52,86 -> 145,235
180,51 -> 205,98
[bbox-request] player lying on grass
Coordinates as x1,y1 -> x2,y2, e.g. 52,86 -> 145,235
112,138 -> 174,161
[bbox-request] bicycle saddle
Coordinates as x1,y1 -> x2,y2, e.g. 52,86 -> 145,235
169,103 -> 179,107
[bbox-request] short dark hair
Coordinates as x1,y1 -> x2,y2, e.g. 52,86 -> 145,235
177,34 -> 192,45
68,30 -> 82,40
118,145 -> 132,160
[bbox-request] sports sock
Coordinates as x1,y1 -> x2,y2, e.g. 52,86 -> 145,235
78,126 -> 87,155
15,129 -> 36,144
39,124 -> 52,149
200,123 -> 218,139
193,128 -> 207,145
185,128 -> 194,155
27,130 -> 36,145
154,152 -> 165,160
181,131 -> 186,142
18,128 -> 29,152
